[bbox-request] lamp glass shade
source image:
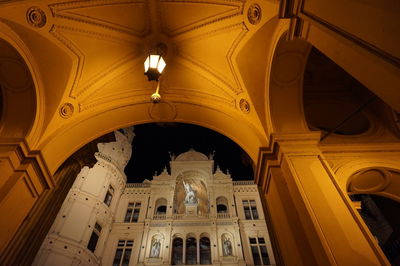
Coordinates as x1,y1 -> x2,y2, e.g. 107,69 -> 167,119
149,54 -> 159,69
144,56 -> 150,72
157,57 -> 166,73
144,53 -> 166,81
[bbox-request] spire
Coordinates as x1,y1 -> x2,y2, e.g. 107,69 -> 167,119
208,150 -> 215,160
169,152 -> 176,161
215,165 -> 222,173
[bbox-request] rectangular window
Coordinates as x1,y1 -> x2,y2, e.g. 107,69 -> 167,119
249,237 -> 270,265
104,185 -> 115,206
242,200 -> 259,220
124,202 -> 141,223
87,222 -> 102,252
113,240 -> 133,266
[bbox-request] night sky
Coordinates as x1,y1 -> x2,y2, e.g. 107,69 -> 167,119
124,123 -> 254,183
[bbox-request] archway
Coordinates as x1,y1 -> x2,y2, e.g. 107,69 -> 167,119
347,168 -> 400,265
267,34 -> 311,134
0,37 -> 41,259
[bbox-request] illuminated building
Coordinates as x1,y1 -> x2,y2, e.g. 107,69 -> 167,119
0,0 -> 399,265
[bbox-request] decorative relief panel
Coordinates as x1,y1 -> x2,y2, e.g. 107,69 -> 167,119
177,23 -> 248,96
49,0 -> 150,37
173,222 -> 212,227
26,7 -> 46,28
247,3 -> 262,25
45,0 -> 256,115
239,98 -> 250,113
50,25 -> 141,101
59,102 -> 74,118
159,0 -> 244,37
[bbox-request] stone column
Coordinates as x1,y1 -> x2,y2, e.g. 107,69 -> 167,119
197,237 -> 200,264
256,133 -> 389,265
182,236 -> 186,264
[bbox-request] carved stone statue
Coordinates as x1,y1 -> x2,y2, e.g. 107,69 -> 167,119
223,238 -> 232,256
150,238 -> 161,258
183,180 -> 197,204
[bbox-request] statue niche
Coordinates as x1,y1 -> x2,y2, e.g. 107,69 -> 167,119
183,180 -> 197,204
222,233 -> 233,257
149,235 -> 163,258
174,171 -> 208,216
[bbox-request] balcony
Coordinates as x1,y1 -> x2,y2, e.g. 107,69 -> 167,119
217,213 -> 230,219
153,214 -> 166,220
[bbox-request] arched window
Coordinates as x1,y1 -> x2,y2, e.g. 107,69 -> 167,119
217,204 -> 227,213
171,237 -> 183,265
154,198 -> 167,219
156,205 -> 167,214
216,196 -> 229,213
200,237 -> 211,264
186,237 -> 197,265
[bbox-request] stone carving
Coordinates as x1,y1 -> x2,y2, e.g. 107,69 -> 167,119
239,98 -> 250,113
247,3 -> 262,25
26,7 -> 46,28
183,180 -> 197,204
59,103 -> 74,119
150,237 -> 161,258
222,235 -> 233,256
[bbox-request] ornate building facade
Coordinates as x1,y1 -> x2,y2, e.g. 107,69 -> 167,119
34,129 -> 275,266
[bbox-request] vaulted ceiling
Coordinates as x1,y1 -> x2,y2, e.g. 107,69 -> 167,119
0,0 -> 285,172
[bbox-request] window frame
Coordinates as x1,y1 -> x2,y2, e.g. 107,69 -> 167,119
249,237 -> 270,265
104,184 -> 115,206
242,199 -> 259,220
113,239 -> 134,266
87,222 -> 102,252
124,202 -> 141,223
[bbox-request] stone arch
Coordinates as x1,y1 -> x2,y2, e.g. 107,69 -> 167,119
267,33 -> 312,134
186,232 -> 197,240
154,198 -> 167,215
216,196 -> 229,213
334,159 -> 400,190
171,235 -> 184,265
199,233 -> 212,264
185,233 -> 197,264
172,233 -> 184,240
200,232 -> 210,239
39,103 -> 267,175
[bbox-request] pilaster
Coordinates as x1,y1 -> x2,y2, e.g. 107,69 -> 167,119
256,132 -> 390,265
0,139 -> 56,265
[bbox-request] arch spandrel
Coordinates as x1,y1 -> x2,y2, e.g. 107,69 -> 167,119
40,102 -> 267,174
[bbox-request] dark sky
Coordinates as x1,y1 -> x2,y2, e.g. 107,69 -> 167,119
124,123 -> 254,183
